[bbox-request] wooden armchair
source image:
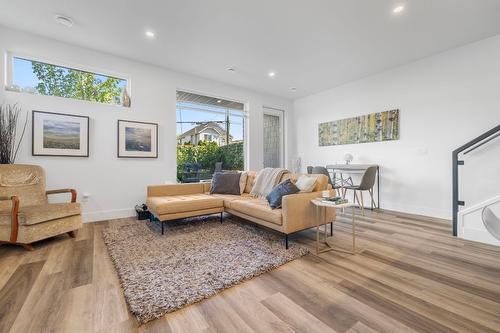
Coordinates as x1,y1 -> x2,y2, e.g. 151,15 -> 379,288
0,164 -> 82,251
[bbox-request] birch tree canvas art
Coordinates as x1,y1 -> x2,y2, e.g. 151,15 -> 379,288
318,109 -> 399,146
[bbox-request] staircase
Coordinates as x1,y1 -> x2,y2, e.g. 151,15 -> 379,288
453,124 -> 500,245
457,195 -> 500,246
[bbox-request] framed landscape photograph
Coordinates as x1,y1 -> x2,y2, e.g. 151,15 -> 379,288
32,111 -> 89,157
117,120 -> 158,158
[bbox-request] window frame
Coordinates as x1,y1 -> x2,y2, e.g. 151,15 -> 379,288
175,88 -> 249,171
203,133 -> 213,142
4,51 -> 132,108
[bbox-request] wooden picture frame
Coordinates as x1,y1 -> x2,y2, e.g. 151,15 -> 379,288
32,110 -> 89,157
117,120 -> 158,158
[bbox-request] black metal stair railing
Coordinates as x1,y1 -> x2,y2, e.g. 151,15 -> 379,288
452,124 -> 500,236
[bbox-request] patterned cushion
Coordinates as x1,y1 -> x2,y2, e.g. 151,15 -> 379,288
0,164 -> 48,210
0,202 -> 81,226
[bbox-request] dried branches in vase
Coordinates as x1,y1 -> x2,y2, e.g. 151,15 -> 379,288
0,103 -> 28,164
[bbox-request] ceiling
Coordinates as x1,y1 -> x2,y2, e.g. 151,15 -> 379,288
177,91 -> 245,110
1,0 -> 500,99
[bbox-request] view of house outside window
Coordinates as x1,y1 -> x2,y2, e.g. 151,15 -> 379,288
176,92 -> 245,183
7,56 -> 130,107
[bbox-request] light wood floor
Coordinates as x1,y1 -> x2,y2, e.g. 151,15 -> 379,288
1,209 -> 500,333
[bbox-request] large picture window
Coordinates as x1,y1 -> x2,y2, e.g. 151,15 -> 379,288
176,91 -> 246,183
6,55 -> 130,107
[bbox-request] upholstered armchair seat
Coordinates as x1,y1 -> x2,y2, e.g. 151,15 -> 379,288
0,202 -> 81,226
0,164 -> 82,250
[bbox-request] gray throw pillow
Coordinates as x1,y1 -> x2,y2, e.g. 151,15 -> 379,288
266,179 -> 300,209
210,172 -> 242,195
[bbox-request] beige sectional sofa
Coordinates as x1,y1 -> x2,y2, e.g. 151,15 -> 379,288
147,171 -> 335,248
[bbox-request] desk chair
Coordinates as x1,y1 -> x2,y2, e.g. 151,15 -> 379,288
343,166 -> 377,215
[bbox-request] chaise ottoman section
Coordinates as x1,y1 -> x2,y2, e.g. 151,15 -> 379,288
147,194 -> 223,216
146,194 -> 224,217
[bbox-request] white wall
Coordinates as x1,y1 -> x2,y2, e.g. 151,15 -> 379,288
0,26 -> 292,222
292,34 -> 500,219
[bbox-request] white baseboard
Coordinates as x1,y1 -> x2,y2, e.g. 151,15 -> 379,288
82,208 -> 136,223
379,202 -> 451,220
462,227 -> 500,246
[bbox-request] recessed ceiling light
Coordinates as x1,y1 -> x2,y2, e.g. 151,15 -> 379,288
226,67 -> 236,72
392,5 -> 405,14
290,87 -> 297,92
145,30 -> 155,38
217,100 -> 222,103
54,14 -> 73,28
268,72 -> 276,77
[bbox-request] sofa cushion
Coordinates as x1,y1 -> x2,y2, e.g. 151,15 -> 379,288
239,172 -> 248,194
244,171 -> 257,193
148,183 -> 205,197
280,173 -> 328,192
230,199 -> 282,225
147,194 -> 223,215
295,175 -> 317,193
210,193 -> 252,209
0,202 -> 81,226
266,179 -> 300,209
210,172 -> 242,195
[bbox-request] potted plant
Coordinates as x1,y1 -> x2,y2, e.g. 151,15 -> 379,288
0,103 -> 28,164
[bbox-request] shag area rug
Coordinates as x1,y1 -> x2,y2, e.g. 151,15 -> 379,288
102,216 -> 308,324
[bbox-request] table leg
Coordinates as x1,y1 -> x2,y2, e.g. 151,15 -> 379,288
377,166 -> 380,209
316,205 -> 320,254
352,206 -> 356,253
341,173 -> 346,214
323,206 -> 327,244
340,173 -> 345,198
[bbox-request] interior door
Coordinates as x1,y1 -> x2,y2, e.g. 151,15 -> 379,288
263,107 -> 284,168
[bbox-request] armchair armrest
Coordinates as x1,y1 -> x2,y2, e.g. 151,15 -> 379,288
282,191 -> 336,234
0,195 -> 20,243
46,189 -> 77,203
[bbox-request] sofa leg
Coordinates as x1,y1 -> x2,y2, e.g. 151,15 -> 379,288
67,230 -> 77,238
330,222 -> 333,236
161,221 -> 164,235
220,212 -> 223,223
285,234 -> 289,249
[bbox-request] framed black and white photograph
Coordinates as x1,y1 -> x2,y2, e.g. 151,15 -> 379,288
32,111 -> 89,157
118,120 -> 158,158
